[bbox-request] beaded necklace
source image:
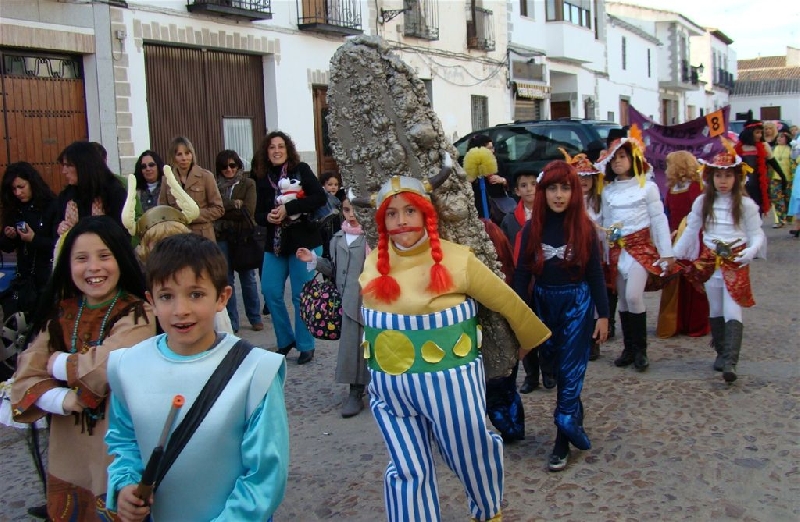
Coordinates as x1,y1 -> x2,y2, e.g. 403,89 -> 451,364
70,289 -> 122,354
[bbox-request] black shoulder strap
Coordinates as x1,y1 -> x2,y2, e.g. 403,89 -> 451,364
152,339 -> 254,491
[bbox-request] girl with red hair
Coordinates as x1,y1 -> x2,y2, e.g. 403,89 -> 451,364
513,160 -> 609,472
358,175 -> 550,522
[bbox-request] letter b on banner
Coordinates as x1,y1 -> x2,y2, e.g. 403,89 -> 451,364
706,110 -> 725,138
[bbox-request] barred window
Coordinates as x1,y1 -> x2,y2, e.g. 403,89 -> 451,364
471,95 -> 489,131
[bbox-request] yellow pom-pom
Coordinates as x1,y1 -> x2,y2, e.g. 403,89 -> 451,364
463,147 -> 498,182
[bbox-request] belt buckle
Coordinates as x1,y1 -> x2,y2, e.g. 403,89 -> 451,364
607,223 -> 623,243
713,238 -> 741,260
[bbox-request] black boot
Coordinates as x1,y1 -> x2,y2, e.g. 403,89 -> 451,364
614,311 -> 635,367
520,351 -> 540,393
722,320 -> 743,383
709,317 -> 726,372
631,312 -> 649,371
341,384 -> 365,418
607,289 -> 618,339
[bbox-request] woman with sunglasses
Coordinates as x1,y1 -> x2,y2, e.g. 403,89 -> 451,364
133,150 -> 164,213
214,150 -> 264,333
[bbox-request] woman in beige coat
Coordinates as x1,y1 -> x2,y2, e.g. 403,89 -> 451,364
159,136 -> 224,240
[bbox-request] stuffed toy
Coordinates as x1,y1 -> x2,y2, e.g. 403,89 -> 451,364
276,178 -> 305,220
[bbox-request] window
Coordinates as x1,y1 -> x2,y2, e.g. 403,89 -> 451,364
547,0 -> 591,28
223,118 -> 254,171
471,95 -> 489,131
647,48 -> 651,77
622,37 -> 627,70
520,0 -> 535,18
422,79 -> 433,107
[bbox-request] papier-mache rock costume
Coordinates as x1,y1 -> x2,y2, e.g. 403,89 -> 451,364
595,125 -> 679,372
121,166 -> 233,334
355,172 -> 551,522
672,139 -> 766,383
513,160 -> 609,472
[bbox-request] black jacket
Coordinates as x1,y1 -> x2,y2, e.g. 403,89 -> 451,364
53,178 -> 127,237
0,196 -> 58,288
253,162 -> 327,256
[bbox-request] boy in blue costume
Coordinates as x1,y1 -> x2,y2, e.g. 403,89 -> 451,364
105,234 -> 289,521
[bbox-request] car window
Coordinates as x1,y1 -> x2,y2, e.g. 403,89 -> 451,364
593,125 -> 617,141
529,126 -> 582,161
491,129 -> 540,162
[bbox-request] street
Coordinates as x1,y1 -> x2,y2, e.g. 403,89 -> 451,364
1,223 -> 798,521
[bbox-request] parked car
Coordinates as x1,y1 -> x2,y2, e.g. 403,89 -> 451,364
454,119 -> 621,181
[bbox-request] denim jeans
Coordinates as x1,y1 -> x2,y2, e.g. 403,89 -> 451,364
217,241 -> 263,331
261,247 -> 321,352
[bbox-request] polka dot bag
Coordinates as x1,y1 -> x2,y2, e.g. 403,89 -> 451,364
300,274 -> 342,340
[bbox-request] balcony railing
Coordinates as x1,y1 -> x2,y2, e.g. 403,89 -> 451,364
186,0 -> 272,21
297,0 -> 363,36
716,69 -> 735,89
466,6 -> 495,51
404,0 -> 439,40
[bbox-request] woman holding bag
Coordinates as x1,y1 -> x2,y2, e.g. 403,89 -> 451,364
214,150 -> 264,333
253,131 -> 326,364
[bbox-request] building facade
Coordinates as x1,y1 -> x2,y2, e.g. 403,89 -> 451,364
731,47 -> 800,126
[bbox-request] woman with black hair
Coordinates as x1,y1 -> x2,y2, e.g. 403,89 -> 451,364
735,120 -> 786,216
54,141 -> 127,239
133,150 -> 165,213
11,216 -> 156,521
1,162 -> 58,294
214,149 -> 264,333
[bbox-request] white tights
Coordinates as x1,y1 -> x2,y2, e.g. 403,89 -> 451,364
616,261 -> 649,314
705,272 -> 743,323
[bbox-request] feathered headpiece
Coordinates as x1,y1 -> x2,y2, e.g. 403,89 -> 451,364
560,148 -> 603,194
593,124 -> 651,187
698,137 -> 752,181
121,165 -> 200,238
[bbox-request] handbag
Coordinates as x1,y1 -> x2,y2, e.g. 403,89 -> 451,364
227,208 -> 267,272
299,273 -> 342,340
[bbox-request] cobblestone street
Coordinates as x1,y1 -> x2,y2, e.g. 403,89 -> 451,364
1,224 -> 798,521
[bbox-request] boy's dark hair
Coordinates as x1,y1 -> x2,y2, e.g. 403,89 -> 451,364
146,234 -> 229,295
513,170 -> 538,187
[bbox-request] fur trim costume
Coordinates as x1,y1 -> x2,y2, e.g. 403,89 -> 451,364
357,175 -> 550,522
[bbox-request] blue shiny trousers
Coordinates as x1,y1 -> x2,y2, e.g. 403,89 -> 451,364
532,283 -> 594,450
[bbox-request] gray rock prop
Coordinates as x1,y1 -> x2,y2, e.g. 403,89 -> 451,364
327,35 -> 520,379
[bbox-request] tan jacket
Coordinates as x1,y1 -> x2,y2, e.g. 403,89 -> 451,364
159,164 -> 225,241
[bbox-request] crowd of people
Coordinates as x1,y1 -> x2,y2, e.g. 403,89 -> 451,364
0,117 -> 796,521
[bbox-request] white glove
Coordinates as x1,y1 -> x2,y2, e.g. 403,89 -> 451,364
734,246 -> 757,265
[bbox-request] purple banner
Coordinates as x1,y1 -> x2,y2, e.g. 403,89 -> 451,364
628,105 -> 730,195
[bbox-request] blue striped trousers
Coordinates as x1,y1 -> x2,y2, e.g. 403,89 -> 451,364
369,357 -> 503,522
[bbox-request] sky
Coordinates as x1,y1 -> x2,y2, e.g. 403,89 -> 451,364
628,0 -> 800,60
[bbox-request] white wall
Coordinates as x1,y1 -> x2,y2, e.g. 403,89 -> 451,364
730,95 -> 800,126
599,22 -> 660,123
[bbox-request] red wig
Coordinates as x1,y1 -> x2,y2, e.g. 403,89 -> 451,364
522,160 -> 596,278
481,218 -> 515,284
361,191 -> 453,304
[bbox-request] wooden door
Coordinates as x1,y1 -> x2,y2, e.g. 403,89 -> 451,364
144,45 -> 266,171
0,50 -> 87,195
551,101 -> 571,119
312,86 -> 338,177
619,99 -> 630,125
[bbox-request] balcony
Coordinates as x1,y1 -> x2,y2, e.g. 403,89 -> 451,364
186,0 -> 272,21
466,6 -> 495,51
404,0 -> 439,41
297,0 -> 363,36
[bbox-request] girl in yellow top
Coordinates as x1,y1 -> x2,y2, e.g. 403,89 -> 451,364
357,175 -> 550,522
